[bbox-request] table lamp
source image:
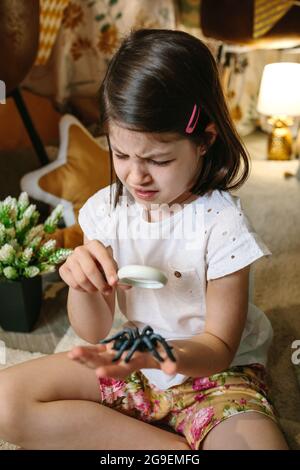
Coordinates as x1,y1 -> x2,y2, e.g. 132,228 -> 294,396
257,62 -> 300,160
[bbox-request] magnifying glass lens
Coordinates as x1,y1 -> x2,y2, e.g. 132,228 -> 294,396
117,265 -> 167,289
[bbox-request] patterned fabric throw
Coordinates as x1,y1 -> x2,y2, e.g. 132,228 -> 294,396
26,0 -> 176,104
253,0 -> 294,38
35,0 -> 70,65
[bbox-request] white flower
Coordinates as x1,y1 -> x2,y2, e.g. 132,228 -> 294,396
0,244 -> 15,263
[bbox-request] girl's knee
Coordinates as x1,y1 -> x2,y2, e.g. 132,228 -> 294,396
0,371 -> 30,443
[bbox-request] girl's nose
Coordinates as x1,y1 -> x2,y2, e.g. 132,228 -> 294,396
128,163 -> 152,185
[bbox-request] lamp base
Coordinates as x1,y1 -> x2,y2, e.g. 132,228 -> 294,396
267,118 -> 292,160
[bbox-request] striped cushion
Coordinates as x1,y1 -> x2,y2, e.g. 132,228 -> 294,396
35,0 -> 69,65
253,0 -> 294,38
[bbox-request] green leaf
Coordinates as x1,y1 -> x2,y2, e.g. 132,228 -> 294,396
101,23 -> 110,33
115,12 -> 122,20
109,0 -> 118,6
95,13 -> 105,21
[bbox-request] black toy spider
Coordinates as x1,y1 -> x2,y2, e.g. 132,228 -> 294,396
99,325 -> 176,363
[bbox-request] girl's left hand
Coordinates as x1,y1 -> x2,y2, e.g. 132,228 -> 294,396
68,342 -> 178,379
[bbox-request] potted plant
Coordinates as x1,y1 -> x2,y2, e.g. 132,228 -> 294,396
0,192 -> 72,332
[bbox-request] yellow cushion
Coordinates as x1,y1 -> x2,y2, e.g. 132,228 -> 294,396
21,114 -> 111,247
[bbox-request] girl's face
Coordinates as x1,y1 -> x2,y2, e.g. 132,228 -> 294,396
109,121 -> 204,208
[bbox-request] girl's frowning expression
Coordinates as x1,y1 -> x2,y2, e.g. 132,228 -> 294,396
109,121 -> 205,208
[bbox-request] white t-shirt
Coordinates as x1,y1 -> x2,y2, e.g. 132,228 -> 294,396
78,184 -> 273,390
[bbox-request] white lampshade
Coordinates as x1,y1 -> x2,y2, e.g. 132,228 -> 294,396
257,63 -> 300,116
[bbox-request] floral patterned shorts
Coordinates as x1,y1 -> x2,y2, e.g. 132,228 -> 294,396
98,364 -> 277,450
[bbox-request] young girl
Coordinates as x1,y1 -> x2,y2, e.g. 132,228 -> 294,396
0,29 -> 288,450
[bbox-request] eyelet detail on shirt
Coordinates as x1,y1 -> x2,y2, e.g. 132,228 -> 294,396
167,262 -> 202,303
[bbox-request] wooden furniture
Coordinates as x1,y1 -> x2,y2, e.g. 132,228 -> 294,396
201,0 -> 300,49
0,0 -> 49,165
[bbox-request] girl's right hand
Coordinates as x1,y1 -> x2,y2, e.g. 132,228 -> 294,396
59,240 -> 130,295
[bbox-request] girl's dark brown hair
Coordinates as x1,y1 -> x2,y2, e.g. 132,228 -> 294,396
98,29 -> 249,207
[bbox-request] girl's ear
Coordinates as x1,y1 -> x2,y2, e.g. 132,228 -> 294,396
197,122 -> 218,156
205,122 -> 217,147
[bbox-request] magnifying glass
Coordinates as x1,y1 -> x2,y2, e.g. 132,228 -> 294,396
117,265 -> 168,289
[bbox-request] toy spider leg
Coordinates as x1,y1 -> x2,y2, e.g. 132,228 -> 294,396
124,335 -> 164,363
110,338 -> 132,362
100,327 -> 139,344
100,327 -> 139,362
99,325 -> 176,363
136,326 -> 176,364
148,334 -> 177,362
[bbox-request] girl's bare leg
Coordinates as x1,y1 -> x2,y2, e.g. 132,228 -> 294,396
201,411 -> 289,450
0,352 -> 189,450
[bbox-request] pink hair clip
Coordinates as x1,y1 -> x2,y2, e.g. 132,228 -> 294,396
185,104 -> 200,134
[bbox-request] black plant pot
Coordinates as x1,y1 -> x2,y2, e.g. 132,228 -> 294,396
0,276 -> 42,332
